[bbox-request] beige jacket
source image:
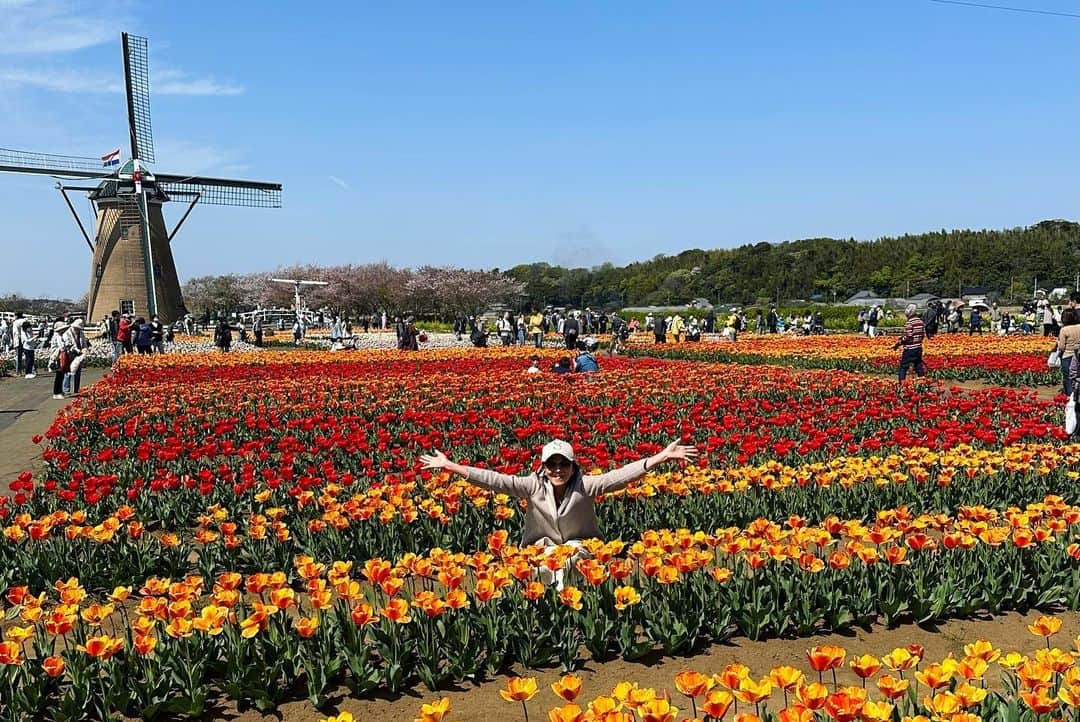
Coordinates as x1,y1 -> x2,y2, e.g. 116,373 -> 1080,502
463,460 -> 650,546
1059,325 -> 1080,357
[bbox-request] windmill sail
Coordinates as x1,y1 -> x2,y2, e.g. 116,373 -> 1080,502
122,33 -> 155,163
156,173 -> 282,207
0,148 -> 113,178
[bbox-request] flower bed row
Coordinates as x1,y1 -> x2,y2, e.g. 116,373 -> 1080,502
2,497 -> 1079,719
19,353 -> 1064,519
6,444 -> 1080,592
627,335 -> 1059,386
395,619 -> 1080,722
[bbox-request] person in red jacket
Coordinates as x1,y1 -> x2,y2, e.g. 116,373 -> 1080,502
117,314 -> 134,355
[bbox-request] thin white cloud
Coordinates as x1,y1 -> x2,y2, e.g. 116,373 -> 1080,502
0,0 -> 125,55
0,68 -> 121,93
0,66 -> 243,96
328,175 -> 351,191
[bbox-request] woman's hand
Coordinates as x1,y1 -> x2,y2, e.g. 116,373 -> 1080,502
419,450 -> 451,470
661,440 -> 699,462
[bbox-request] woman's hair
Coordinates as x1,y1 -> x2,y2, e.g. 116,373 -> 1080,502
557,357 -> 571,368
1062,308 -> 1080,327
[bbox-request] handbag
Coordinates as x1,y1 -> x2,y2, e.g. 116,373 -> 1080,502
1066,395 -> 1078,435
1048,349 -> 1062,368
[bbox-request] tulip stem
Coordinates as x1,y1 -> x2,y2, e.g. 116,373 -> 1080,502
521,700 -> 529,722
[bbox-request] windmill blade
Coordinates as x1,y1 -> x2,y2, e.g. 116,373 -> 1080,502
0,147 -> 113,179
156,173 -> 282,208
122,33 -> 155,163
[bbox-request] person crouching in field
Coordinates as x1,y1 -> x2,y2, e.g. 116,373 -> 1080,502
420,439 -> 698,588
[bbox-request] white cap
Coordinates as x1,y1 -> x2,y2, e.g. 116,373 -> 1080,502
52,320 -> 68,332
541,439 -> 575,464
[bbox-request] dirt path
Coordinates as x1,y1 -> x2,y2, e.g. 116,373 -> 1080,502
228,609 -> 1080,722
0,368 -> 105,492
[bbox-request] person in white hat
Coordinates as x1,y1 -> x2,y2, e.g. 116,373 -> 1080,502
62,319 -> 91,395
47,319 -> 73,399
420,437 -> 698,588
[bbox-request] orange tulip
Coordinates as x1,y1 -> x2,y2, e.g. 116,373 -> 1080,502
500,676 -> 538,702
41,656 -> 65,677
675,670 -> 713,698
414,696 -> 451,722
797,682 -> 830,710
1029,615 -> 1062,638
551,674 -> 583,702
613,586 -> 641,611
77,635 -> 124,660
876,675 -> 910,700
734,677 -> 773,705
703,689 -> 734,719
769,665 -> 805,692
295,615 -> 319,638
849,654 -> 882,680
922,692 -> 961,718
547,703 -> 584,722
915,663 -> 954,690
717,662 -> 751,689
0,641 -> 23,666
381,598 -> 412,624
807,645 -> 847,673
963,640 -> 1001,663
824,690 -> 865,722
559,587 -> 583,611
133,634 -> 157,656
1020,689 -> 1059,715
637,697 -> 679,722
860,700 -> 894,722
777,705 -> 814,722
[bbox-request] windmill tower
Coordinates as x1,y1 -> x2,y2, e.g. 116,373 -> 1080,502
0,33 -> 282,322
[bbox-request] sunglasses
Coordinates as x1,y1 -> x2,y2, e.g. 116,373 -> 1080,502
544,459 -> 573,471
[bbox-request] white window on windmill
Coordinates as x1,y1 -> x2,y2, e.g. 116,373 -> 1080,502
120,299 -> 135,315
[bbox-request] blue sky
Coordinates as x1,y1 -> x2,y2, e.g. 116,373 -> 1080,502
1,0 -> 1077,297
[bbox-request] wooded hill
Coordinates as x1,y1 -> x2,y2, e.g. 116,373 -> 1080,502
505,220 -> 1079,310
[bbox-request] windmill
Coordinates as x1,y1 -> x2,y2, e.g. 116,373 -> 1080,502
270,278 -> 329,323
0,32 -> 282,322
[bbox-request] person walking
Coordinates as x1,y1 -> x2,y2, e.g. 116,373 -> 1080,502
253,315 -> 263,347
17,315 -> 37,379
62,319 -> 91,395
497,312 -> 513,346
133,317 -> 153,354
149,315 -> 165,353
866,305 -> 880,338
402,316 -> 420,351
968,308 -> 983,335
767,306 -> 779,334
214,318 -> 232,352
10,314 -> 27,376
47,320 -> 73,399
670,314 -> 685,343
529,309 -> 544,349
894,304 -> 927,390
1056,309 -> 1080,397
652,315 -> 667,344
562,313 -> 580,350
419,438 -> 698,588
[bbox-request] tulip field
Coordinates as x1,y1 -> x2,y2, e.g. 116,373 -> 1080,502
0,345 -> 1078,721
629,334 -> 1059,386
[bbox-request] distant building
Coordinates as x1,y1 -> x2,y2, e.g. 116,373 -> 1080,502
906,293 -> 939,308
844,290 -> 889,307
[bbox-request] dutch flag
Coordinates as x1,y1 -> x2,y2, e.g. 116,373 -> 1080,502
101,149 -> 121,167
